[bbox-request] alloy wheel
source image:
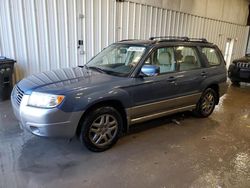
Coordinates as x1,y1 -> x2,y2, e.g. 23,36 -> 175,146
89,114 -> 118,147
201,91 -> 215,115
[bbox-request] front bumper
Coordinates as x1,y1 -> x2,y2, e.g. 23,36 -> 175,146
11,93 -> 83,138
228,65 -> 250,83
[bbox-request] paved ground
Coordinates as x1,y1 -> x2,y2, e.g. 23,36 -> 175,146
0,84 -> 250,188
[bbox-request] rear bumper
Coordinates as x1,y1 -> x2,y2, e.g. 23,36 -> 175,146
11,93 -> 83,138
219,82 -> 228,97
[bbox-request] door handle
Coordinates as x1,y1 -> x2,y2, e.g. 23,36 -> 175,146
201,71 -> 207,77
167,76 -> 177,83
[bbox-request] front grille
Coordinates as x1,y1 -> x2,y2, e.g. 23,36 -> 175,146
237,62 -> 250,69
14,86 -> 24,105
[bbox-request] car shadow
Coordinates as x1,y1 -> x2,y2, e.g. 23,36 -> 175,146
117,111 -> 221,146
230,82 -> 250,88
127,111 -> 192,135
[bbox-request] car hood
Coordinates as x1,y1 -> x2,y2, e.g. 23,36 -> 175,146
233,56 -> 250,63
17,67 -> 125,95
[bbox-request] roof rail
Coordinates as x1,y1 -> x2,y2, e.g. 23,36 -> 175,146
119,39 -> 136,42
149,36 -> 208,43
149,36 -> 189,41
188,38 -> 208,42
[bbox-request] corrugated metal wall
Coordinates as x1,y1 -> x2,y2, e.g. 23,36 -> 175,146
116,2 -> 249,60
0,0 -> 249,81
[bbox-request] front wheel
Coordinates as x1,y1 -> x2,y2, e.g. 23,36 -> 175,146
193,88 -> 217,118
80,106 -> 123,152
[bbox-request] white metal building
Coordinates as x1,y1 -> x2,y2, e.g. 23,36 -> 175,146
0,0 -> 249,81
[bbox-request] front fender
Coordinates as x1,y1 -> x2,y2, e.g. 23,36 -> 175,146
59,88 -> 132,112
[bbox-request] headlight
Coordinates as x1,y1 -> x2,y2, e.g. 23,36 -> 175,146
28,92 -> 65,108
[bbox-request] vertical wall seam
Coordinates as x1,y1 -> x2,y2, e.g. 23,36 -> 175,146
171,11 -> 176,35
53,0 -> 60,69
163,10 -> 167,35
153,8 -> 158,37
113,0 -> 117,42
99,0 -> 102,50
2,1 -> 10,56
106,0 -> 109,45
83,0 -> 87,64
43,0 -> 51,70
6,0 -> 16,58
143,5 -> 147,39
149,6 -> 153,38
175,12 -> 180,36
138,4 -> 142,39
158,8 -> 162,36
132,2 -> 136,39
7,0 -> 18,82
202,16 -> 206,38
32,0 -> 40,73
74,0 -> 79,65
167,10 -> 172,35
20,0 -> 29,75
126,1 -> 130,39
64,0 -> 69,67
90,0 -> 94,56
120,2 -> 123,40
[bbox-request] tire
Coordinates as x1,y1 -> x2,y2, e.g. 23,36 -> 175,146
231,80 -> 240,86
193,88 -> 217,118
80,106 -> 123,152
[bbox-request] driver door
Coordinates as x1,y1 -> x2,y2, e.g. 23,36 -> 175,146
129,46 -> 180,121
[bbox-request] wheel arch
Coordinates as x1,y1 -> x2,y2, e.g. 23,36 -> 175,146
205,83 -> 219,104
75,99 -> 128,137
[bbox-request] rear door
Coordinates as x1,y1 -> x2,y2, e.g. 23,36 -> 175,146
172,45 -> 207,106
200,46 -> 227,82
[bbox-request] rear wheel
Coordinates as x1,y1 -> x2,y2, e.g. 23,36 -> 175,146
193,88 -> 217,118
80,106 -> 123,152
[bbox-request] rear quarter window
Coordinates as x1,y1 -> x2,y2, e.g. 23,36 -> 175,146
202,47 -> 221,66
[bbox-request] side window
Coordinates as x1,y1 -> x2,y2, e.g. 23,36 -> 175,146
202,47 -> 221,66
143,47 -> 175,76
175,46 -> 201,71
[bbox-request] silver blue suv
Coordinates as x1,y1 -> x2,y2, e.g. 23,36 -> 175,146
11,37 -> 227,151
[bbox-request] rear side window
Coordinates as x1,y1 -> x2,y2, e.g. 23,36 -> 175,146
174,46 -> 202,71
202,47 -> 221,66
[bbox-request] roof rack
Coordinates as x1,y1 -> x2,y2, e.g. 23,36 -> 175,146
149,36 -> 208,43
119,39 -> 136,42
188,38 -> 208,42
149,36 -> 189,41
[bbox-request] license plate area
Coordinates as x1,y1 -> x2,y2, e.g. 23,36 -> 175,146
240,70 -> 250,78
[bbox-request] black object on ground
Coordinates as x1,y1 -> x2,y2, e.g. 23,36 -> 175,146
0,57 -> 16,101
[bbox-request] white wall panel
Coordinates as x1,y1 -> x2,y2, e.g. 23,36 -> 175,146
0,0 -> 248,81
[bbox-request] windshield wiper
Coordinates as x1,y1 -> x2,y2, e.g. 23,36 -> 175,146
78,64 -> 88,69
88,66 -> 107,73
87,66 -> 127,77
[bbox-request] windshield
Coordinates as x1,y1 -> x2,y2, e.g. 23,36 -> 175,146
87,44 -> 146,76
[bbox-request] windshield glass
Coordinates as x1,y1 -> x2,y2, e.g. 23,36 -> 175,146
87,44 -> 146,76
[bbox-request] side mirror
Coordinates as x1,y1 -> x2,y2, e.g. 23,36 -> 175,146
140,65 -> 160,77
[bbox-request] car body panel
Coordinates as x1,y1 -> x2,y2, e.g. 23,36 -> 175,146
11,39 -> 228,138
228,56 -> 250,83
11,93 -> 83,137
